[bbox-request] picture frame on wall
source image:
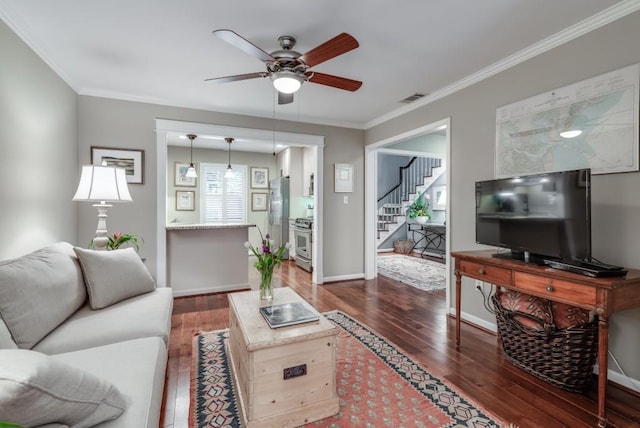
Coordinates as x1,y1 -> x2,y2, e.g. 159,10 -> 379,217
251,167 -> 269,189
334,163 -> 354,193
251,192 -> 268,211
176,190 -> 195,211
175,162 -> 197,187
431,185 -> 447,211
91,146 -> 144,184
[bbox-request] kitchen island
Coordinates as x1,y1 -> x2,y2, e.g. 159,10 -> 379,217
166,223 -> 255,296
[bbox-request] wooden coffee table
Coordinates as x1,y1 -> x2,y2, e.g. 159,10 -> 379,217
227,287 -> 339,427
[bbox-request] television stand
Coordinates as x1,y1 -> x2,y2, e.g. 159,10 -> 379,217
452,249 -> 640,428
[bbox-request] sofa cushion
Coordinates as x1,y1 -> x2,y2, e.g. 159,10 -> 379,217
33,287 -> 173,354
74,247 -> 156,309
0,242 -> 87,349
0,349 -> 127,427
0,319 -> 17,349
51,337 -> 168,428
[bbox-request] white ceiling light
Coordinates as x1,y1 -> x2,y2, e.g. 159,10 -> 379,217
560,129 -> 582,139
271,71 -> 304,94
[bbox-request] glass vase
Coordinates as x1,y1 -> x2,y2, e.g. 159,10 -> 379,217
259,266 -> 274,300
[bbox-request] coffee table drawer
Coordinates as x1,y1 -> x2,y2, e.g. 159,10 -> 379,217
459,260 -> 512,286
513,272 -> 596,307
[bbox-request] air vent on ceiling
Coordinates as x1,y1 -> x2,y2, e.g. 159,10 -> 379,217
399,92 -> 427,104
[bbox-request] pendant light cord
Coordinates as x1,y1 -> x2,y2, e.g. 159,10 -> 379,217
272,88 -> 276,157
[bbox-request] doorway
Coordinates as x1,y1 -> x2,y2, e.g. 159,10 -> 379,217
155,119 -> 325,287
365,118 -> 452,309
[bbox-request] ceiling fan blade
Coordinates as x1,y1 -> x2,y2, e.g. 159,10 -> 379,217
213,29 -> 275,63
299,33 -> 359,68
205,72 -> 267,84
278,92 -> 294,105
306,72 -> 362,92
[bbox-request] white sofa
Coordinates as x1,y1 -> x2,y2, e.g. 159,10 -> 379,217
0,242 -> 173,428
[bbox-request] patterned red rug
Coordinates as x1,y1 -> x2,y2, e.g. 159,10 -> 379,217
190,311 -> 507,427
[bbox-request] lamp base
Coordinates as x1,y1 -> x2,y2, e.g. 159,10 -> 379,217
92,203 -> 112,250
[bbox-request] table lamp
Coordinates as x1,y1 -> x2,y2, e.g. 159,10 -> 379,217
73,163 -> 132,250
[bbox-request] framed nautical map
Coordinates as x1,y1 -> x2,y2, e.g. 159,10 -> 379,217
495,63 -> 639,177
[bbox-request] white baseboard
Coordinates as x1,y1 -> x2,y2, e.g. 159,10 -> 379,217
449,308 -> 498,333
323,273 -> 365,283
449,309 -> 640,393
171,283 -> 250,297
594,364 -> 640,393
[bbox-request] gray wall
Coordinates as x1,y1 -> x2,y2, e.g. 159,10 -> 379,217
0,19 -> 78,260
167,145 -> 275,247
377,154 -> 412,197
77,96 -> 364,280
366,11 -> 640,380
388,132 -> 447,153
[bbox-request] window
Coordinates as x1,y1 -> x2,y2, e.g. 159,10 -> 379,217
200,163 -> 248,223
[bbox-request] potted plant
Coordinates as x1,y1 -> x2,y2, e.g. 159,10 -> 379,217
90,232 -> 143,252
244,229 -> 291,300
407,191 -> 431,224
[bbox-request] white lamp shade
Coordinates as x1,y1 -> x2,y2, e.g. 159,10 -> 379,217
272,71 -> 303,94
186,164 -> 198,178
72,165 -> 133,202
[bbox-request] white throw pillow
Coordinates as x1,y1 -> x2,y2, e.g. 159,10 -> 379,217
0,349 -> 127,427
73,247 -> 156,310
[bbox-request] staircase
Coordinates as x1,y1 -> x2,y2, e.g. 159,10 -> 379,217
377,157 -> 445,246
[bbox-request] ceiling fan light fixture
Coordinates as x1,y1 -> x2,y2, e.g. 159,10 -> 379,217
272,71 -> 303,94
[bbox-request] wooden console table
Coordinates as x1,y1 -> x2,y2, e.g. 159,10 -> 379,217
451,250 -> 640,428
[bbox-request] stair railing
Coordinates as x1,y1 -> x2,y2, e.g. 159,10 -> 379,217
377,157 -> 442,211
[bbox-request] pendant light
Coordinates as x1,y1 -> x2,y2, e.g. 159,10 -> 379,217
186,134 -> 198,178
224,137 -> 234,178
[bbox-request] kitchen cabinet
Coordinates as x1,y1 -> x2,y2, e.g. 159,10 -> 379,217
302,146 -> 315,196
277,147 -> 303,197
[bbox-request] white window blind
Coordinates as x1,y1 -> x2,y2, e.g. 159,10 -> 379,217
200,163 -> 247,223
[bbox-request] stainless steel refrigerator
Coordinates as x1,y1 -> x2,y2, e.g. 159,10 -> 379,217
269,177 -> 290,259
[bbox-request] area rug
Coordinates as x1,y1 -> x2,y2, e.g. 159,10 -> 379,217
190,311 -> 506,427
377,254 -> 446,291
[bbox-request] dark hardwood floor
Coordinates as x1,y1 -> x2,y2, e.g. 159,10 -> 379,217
160,257 -> 640,428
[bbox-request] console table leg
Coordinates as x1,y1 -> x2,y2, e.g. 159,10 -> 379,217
455,268 -> 461,347
597,314 -> 609,428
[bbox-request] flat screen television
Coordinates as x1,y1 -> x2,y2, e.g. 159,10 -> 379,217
475,168 -> 591,264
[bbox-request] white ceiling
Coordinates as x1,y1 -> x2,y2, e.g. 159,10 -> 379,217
0,0 -> 634,130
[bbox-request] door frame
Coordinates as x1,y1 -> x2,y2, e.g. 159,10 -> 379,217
365,117 -> 452,309
155,119 -> 325,286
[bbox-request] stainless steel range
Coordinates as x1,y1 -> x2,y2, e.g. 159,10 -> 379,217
294,218 -> 313,272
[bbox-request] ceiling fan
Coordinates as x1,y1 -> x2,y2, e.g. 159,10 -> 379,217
206,29 -> 362,105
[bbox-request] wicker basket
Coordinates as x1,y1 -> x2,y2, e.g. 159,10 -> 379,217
492,294 -> 598,392
393,240 -> 414,254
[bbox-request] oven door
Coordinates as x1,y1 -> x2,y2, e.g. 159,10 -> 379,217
294,228 -> 311,260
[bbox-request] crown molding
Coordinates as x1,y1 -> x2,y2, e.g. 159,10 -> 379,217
0,0 -> 78,92
365,0 -> 640,129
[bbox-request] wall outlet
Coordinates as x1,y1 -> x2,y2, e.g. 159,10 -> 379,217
475,280 -> 483,292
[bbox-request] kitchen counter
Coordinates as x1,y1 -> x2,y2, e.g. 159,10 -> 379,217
166,223 -> 255,296
166,223 -> 255,231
